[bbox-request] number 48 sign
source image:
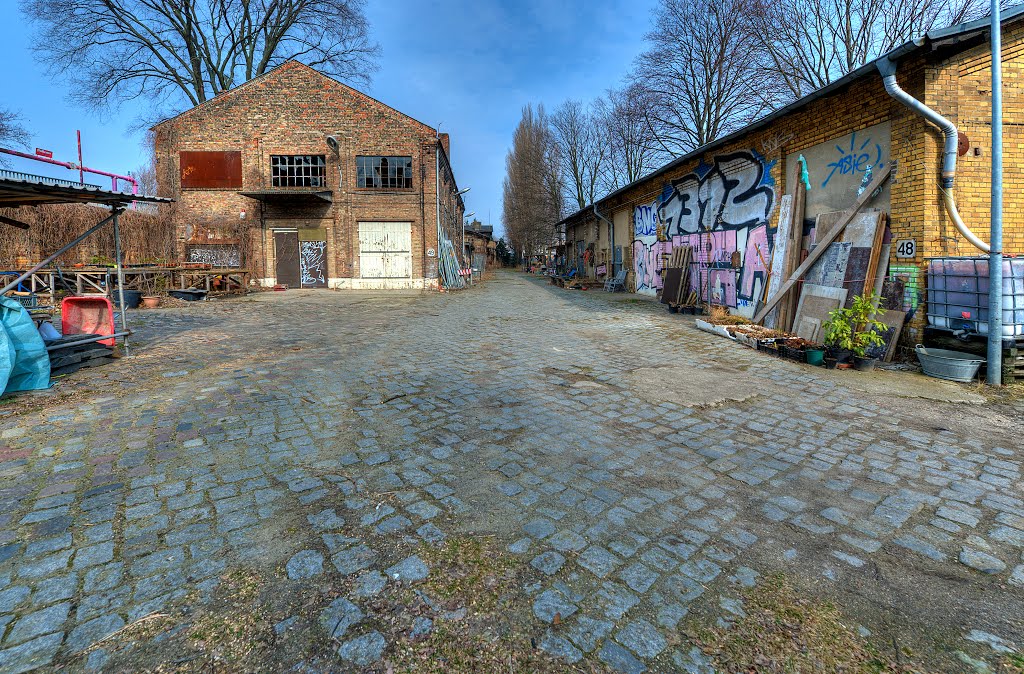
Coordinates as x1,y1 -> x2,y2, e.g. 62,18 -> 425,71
895,238 -> 917,259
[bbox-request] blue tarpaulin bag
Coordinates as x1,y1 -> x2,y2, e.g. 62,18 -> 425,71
0,296 -> 51,393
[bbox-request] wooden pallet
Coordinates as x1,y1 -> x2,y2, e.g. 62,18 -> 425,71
47,334 -> 116,377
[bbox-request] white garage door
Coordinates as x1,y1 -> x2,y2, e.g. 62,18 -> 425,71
358,222 -> 412,279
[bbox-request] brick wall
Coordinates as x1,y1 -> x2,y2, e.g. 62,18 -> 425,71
153,61 -> 448,289
929,24 -> 1024,257
563,31 -> 1024,343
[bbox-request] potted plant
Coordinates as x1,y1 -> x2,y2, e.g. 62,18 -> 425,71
823,293 -> 888,372
142,274 -> 166,309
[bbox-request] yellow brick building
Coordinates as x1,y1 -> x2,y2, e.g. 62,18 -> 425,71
560,10 -> 1024,346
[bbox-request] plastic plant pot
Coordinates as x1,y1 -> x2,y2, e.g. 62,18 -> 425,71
805,349 -> 825,366
853,356 -> 877,372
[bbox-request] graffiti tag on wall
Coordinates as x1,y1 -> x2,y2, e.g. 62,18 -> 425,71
187,245 -> 240,267
300,240 -> 327,287
634,203 -> 659,237
658,151 -> 775,237
822,131 -> 884,188
787,122 -> 891,219
631,150 -> 776,316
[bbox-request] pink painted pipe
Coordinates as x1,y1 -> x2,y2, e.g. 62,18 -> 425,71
0,147 -> 138,195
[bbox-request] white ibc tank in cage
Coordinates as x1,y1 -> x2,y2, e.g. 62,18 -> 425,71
926,257 -> 1024,337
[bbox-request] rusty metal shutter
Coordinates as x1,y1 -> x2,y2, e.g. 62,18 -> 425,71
180,151 -> 242,189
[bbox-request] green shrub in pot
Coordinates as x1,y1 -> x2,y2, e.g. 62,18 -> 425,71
824,293 -> 887,359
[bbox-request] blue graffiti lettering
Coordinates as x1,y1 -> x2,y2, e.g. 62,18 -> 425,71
822,132 -> 883,188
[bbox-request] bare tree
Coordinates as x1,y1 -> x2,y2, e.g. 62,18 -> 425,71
129,132 -> 159,196
0,109 -> 30,167
550,99 -> 608,210
631,0 -> 777,156
502,104 -> 563,263
594,85 -> 665,192
22,0 -> 381,115
747,0 -> 988,99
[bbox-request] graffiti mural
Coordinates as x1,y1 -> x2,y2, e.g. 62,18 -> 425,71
740,224 -> 770,300
787,122 -> 891,219
708,268 -> 737,306
187,244 -> 240,267
631,150 -> 776,315
658,151 -> 775,237
822,131 -> 884,188
634,203 -> 659,237
300,240 -> 327,287
632,238 -> 665,293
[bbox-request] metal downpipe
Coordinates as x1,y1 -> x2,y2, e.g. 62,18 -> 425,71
593,204 -> 614,275
876,58 -> 990,253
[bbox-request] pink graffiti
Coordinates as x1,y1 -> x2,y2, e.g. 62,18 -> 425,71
740,224 -> 769,300
677,231 -> 737,267
708,269 -> 738,306
633,239 -> 670,292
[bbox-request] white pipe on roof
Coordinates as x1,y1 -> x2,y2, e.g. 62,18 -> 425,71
876,57 -> 990,253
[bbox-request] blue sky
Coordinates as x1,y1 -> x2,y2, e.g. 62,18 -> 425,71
0,0 -> 658,235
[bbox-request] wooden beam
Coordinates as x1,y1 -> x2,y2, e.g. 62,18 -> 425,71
753,164 -> 892,325
0,215 -> 30,230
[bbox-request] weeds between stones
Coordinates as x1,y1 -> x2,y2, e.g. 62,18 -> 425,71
687,574 -> 926,674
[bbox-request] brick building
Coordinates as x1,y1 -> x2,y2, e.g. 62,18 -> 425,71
463,220 -> 496,271
559,9 -> 1024,345
152,61 -> 465,290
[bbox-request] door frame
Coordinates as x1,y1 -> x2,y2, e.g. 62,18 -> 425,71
270,228 -> 329,289
272,228 -> 300,288
357,221 -> 413,280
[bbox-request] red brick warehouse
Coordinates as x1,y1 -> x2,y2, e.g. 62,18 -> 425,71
152,60 -> 466,290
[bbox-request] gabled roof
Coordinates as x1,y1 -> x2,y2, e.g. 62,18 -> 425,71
559,3 -> 1024,226
151,61 -> 437,135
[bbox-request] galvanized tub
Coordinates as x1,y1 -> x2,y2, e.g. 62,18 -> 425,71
915,344 -> 985,382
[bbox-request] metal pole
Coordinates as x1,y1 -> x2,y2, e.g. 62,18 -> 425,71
435,138 -> 443,289
47,332 -> 131,352
112,209 -> 131,356
0,212 -> 117,295
987,1 -> 1004,385
77,130 -> 84,184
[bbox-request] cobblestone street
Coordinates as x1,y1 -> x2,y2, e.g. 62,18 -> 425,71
0,271 -> 1022,672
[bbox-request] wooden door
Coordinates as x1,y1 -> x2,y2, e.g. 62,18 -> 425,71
274,231 -> 300,288
358,222 -> 412,278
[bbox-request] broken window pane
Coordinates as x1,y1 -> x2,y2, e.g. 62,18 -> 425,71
356,156 -> 413,189
271,155 -> 326,188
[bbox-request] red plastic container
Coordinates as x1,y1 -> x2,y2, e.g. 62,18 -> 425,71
61,296 -> 115,346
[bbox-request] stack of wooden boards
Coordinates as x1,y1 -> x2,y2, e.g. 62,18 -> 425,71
660,246 -> 698,309
47,334 -> 116,377
754,166 -> 905,362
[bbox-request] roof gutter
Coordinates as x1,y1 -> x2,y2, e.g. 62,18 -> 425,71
876,56 -> 990,252
556,5 -> 1024,230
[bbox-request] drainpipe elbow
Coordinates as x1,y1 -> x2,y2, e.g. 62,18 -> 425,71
876,57 -> 989,252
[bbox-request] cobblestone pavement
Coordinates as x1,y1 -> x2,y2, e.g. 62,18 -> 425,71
0,271 -> 1022,672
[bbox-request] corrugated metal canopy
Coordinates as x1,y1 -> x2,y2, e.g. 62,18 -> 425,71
240,189 -> 333,203
0,171 -> 171,208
